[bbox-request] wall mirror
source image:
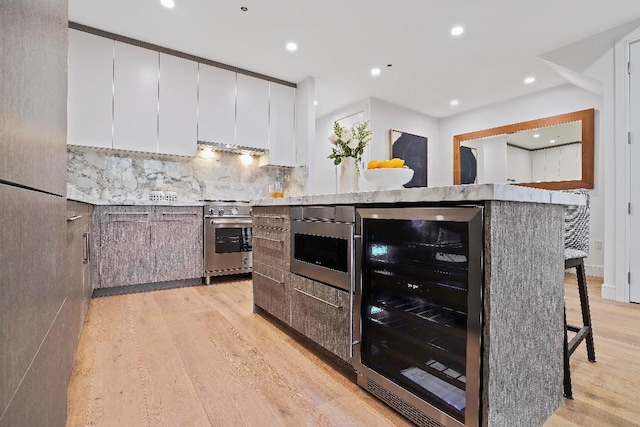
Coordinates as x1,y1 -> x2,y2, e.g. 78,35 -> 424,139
453,108 -> 594,190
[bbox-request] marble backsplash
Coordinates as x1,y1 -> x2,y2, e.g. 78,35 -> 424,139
67,146 -> 308,202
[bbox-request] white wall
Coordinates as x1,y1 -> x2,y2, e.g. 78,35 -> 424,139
313,97 -> 439,195
506,145 -> 532,183
438,84 -> 604,275
481,134 -> 508,184
368,97 -> 440,190
312,99 -> 370,195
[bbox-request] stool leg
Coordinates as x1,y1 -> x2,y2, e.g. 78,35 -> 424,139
576,261 -> 596,362
563,306 -> 573,399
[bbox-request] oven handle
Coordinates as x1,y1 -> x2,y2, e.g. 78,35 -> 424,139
253,271 -> 284,284
253,235 -> 284,243
293,287 -> 341,309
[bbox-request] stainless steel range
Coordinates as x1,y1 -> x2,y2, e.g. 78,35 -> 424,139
203,201 -> 252,284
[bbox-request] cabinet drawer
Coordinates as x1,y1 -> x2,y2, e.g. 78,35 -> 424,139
155,206 -> 202,222
253,231 -> 289,270
253,267 -> 289,325
290,274 -> 351,362
99,205 -> 153,223
252,206 -> 289,229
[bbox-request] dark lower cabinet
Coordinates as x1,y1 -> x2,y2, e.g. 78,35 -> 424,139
94,205 -> 203,289
66,200 -> 93,339
253,260 -> 290,325
252,205 -> 352,364
98,207 -> 154,288
290,274 -> 351,362
153,208 -> 203,282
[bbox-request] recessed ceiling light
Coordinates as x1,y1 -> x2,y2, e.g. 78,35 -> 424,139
450,99 -> 459,106
313,101 -> 318,106
160,0 -> 175,8
286,42 -> 298,52
549,139 -> 556,144
524,76 -> 536,84
533,133 -> 540,138
240,6 -> 248,11
371,68 -> 381,76
451,26 -> 464,36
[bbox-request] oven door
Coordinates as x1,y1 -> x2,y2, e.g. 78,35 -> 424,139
290,219 -> 353,291
204,217 -> 253,273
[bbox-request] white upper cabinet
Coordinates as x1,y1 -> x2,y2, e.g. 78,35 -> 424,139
198,64 -> 236,145
236,74 -> 269,150
67,29 -> 113,148
267,83 -> 296,166
158,53 -> 198,156
113,42 -> 158,153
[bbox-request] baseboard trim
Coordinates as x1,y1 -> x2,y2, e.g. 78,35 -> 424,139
564,264 -> 604,278
601,283 -> 617,301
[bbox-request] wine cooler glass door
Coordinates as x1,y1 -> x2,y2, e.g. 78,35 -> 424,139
354,207 -> 482,427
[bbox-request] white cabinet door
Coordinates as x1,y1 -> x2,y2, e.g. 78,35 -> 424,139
158,53 -> 198,156
236,73 -> 269,150
67,29 -> 113,148
198,64 -> 236,145
113,42 -> 158,153
267,83 -> 295,166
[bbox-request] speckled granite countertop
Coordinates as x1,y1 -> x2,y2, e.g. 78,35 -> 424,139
251,184 -> 586,207
67,196 -> 206,207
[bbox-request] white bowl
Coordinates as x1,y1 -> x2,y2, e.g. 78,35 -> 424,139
363,168 -> 414,190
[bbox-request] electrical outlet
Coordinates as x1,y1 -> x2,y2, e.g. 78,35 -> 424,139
594,240 -> 602,250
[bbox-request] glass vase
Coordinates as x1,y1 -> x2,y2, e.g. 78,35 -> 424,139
338,157 -> 359,193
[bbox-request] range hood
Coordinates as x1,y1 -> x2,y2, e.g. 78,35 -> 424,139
197,140 -> 268,155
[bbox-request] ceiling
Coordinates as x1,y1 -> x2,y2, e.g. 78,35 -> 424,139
69,0 -> 640,119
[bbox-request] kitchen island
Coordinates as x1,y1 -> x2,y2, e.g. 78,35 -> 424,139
251,184 -> 582,427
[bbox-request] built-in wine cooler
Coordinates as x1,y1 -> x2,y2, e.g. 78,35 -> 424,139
353,207 -> 483,427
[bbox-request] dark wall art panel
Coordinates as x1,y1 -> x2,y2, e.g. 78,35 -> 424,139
389,130 -> 428,188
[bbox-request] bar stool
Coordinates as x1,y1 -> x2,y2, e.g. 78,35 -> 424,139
563,189 -> 596,399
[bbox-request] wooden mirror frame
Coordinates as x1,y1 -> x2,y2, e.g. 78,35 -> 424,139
453,108 -> 594,190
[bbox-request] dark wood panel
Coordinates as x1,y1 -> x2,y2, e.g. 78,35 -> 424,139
0,186 -> 66,414
0,298 -> 78,427
251,206 -> 290,230
99,221 -> 153,288
153,207 -> 203,282
0,0 -> 68,195
253,265 -> 290,325
66,200 -> 93,338
290,274 -> 352,362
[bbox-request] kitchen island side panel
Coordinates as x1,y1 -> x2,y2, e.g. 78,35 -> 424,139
482,201 -> 565,427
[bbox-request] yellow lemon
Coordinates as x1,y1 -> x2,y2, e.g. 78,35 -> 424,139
389,158 -> 405,168
367,160 -> 381,169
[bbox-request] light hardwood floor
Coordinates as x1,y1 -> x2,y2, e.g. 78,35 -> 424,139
66,275 -> 640,427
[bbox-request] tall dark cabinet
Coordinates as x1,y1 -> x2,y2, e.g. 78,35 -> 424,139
0,0 -> 72,426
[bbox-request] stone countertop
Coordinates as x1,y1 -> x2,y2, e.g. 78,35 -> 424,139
251,184 -> 586,207
67,196 -> 206,207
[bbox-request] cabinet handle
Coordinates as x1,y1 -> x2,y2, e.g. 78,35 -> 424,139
294,288 -> 341,309
253,236 -> 284,243
106,212 -> 150,215
253,215 -> 285,220
254,271 -> 284,284
82,232 -> 90,263
67,215 -> 82,222
162,212 -> 199,216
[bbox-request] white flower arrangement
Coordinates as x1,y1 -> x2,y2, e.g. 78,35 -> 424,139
327,121 -> 372,166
